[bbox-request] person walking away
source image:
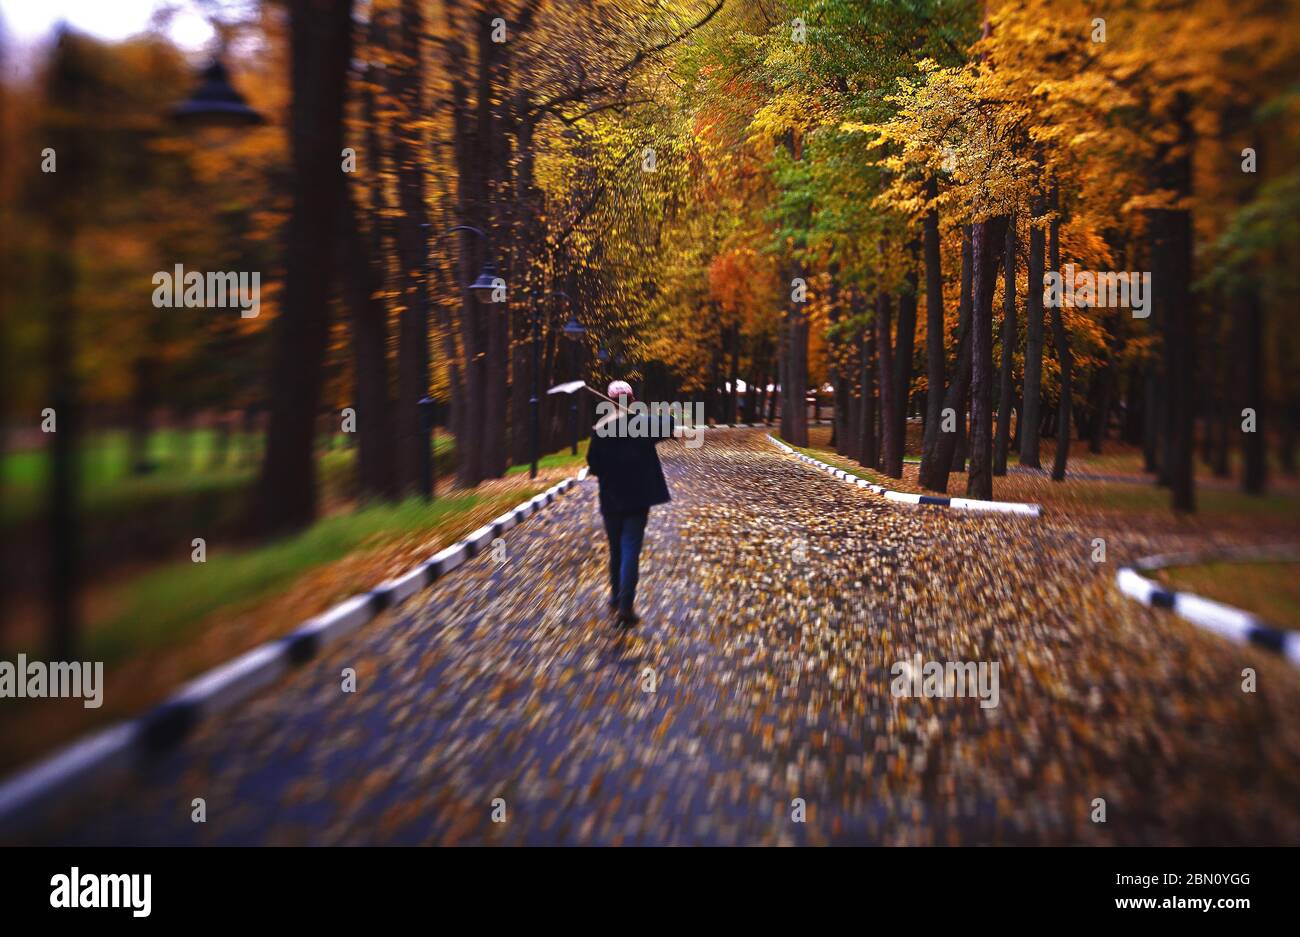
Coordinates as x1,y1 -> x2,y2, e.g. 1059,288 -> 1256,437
585,381 -> 671,626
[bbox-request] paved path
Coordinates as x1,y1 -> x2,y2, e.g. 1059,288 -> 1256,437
33,430 -> 1300,844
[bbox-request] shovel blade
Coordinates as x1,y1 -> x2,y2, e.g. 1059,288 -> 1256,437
546,380 -> 587,396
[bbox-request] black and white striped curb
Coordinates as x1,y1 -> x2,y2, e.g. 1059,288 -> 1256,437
1116,546 -> 1300,666
766,434 -> 1041,517
0,468 -> 591,839
707,421 -> 832,429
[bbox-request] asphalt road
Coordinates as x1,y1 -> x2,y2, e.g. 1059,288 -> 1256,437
32,429 -> 1300,844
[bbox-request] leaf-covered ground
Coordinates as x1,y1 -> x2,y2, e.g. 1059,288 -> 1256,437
26,429 -> 1300,845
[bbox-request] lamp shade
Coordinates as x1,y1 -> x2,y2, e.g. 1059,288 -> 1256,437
562,315 -> 586,342
171,60 -> 265,128
468,261 -> 500,302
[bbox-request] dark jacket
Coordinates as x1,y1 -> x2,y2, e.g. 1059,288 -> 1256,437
586,415 -> 672,515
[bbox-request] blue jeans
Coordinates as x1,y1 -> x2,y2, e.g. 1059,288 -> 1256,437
602,509 -> 649,613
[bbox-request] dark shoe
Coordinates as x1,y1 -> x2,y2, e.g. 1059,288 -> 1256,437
617,609 -> 640,627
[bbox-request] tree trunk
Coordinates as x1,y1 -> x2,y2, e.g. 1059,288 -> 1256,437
951,399 -> 967,473
1047,191 -> 1071,483
783,282 -> 809,445
1240,288 -> 1266,494
919,236 -> 974,493
509,107 -> 540,468
1088,314 -> 1116,456
843,331 -> 861,462
1143,364 -> 1161,474
861,319 -> 878,468
877,292 -> 900,477
921,176 -> 946,453
347,41 -> 399,500
950,227 -> 974,476
1019,193 -> 1047,468
1212,367 -> 1232,479
481,18 -> 509,479
993,217 -> 1017,476
891,247 -> 918,474
391,0 -> 434,494
448,24 -> 494,487
1149,98 -> 1196,511
338,182 -> 397,501
727,323 -> 741,424
1281,327 -> 1298,476
1011,395 -> 1023,450
1121,366 -> 1144,445
707,327 -> 723,423
1282,400 -> 1297,476
968,214 -> 1009,500
779,131 -> 809,446
254,0 -> 356,534
746,365 -> 760,423
828,264 -> 846,452
42,34 -> 83,658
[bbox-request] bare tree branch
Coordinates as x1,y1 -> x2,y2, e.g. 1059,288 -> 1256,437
531,0 -> 726,119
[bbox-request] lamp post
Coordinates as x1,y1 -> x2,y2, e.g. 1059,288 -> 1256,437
528,290 -> 571,478
562,310 -> 586,455
425,224 -> 499,495
418,397 -> 437,498
69,55 -> 259,658
442,225 -> 500,301
597,345 -> 626,372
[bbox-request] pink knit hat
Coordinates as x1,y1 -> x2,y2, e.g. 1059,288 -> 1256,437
607,380 -> 634,399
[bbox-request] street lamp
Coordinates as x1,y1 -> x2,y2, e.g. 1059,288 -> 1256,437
441,225 -> 501,302
412,224 -> 501,496
527,290 -> 572,478
468,260 -> 501,298
562,315 -> 587,342
561,309 -> 586,455
418,397 -> 437,500
597,346 -> 626,369
171,59 -> 265,128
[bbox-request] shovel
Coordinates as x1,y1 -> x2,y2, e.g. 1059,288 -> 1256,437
546,380 -> 618,404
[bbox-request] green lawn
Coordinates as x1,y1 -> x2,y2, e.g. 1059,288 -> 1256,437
0,430 -> 462,593
776,437 -> 910,491
1,427 -> 590,773
788,434 -> 1300,521
507,438 -> 589,475
1,429 -> 458,523
2,427 -> 576,666
1084,484 -> 1300,518
1158,561 -> 1300,630
86,434 -> 586,662
82,491 -> 502,664
3,427 -> 257,491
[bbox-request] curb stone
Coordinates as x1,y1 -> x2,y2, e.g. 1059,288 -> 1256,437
766,434 -> 1041,517
1116,550 -> 1300,667
706,421 -> 831,429
0,467 -> 592,839
762,428 -> 1295,664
